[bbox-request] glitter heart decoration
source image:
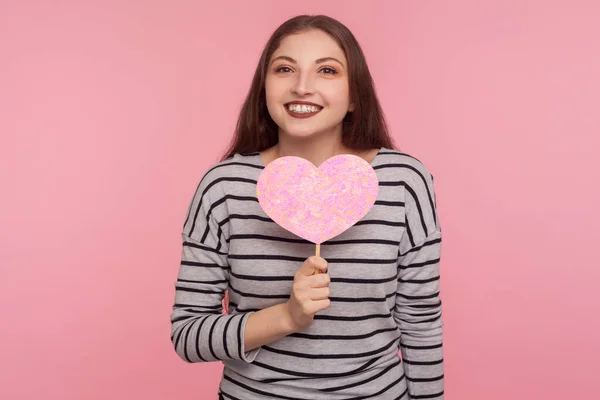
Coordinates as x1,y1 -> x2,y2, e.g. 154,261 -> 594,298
256,154 -> 379,245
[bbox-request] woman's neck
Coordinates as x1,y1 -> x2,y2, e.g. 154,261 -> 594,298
276,140 -> 348,167
260,136 -> 379,168
268,127 -> 352,165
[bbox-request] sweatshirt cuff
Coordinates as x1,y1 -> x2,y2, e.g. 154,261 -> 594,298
237,312 -> 260,363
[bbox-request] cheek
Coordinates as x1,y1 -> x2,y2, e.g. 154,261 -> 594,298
265,78 -> 285,106
264,79 -> 287,124
264,81 -> 279,114
322,82 -> 351,107
264,79 -> 274,103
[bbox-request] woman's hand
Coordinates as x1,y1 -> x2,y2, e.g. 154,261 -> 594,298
284,256 -> 331,332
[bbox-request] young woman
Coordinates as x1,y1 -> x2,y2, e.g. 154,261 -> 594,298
170,15 -> 444,400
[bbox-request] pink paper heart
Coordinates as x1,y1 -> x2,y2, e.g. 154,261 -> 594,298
256,154 -> 379,244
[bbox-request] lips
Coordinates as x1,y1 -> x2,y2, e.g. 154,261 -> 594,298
284,102 -> 323,119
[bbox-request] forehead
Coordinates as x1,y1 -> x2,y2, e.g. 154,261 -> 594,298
272,29 -> 346,63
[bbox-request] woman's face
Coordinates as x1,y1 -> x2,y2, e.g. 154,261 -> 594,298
265,29 -> 354,140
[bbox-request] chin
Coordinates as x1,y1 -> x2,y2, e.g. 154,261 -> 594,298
281,122 -> 340,139
284,129 -> 319,138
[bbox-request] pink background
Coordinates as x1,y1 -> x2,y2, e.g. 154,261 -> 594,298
1,1 -> 598,399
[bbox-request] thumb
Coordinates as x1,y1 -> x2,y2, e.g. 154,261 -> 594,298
301,256 -> 328,276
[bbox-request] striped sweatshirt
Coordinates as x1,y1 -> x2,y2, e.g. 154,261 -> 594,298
170,148 -> 444,399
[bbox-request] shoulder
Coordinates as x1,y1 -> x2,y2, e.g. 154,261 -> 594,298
201,152 -> 263,181
378,149 -> 441,236
183,153 -> 264,236
375,148 -> 436,189
193,152 -> 264,197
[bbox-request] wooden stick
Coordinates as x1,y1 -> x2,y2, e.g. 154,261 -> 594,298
314,243 -> 321,275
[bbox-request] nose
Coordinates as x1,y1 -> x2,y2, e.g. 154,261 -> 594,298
291,71 -> 315,96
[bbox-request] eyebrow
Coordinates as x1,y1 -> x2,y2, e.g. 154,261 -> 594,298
270,55 -> 345,68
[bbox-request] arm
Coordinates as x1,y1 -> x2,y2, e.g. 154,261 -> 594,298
244,303 -> 296,351
172,231 -> 297,360
171,173 -> 332,362
170,229 -> 263,363
170,173 -> 277,363
394,167 -> 444,399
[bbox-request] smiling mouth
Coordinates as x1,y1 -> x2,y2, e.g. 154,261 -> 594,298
285,103 -> 323,119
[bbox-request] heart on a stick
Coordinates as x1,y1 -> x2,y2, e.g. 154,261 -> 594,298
256,154 -> 379,245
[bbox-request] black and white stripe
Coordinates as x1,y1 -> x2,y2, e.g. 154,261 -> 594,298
171,148 -> 444,399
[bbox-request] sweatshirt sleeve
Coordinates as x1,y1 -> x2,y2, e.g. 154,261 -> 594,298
170,173 -> 260,363
394,165 -> 444,399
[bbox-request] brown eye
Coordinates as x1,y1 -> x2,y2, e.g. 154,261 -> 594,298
275,66 -> 293,73
320,67 -> 338,75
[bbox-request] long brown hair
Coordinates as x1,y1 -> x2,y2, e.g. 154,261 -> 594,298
220,15 -> 397,161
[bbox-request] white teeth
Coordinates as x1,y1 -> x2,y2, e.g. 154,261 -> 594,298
287,104 -> 321,113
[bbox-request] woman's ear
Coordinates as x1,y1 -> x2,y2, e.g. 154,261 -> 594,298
348,102 -> 355,112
